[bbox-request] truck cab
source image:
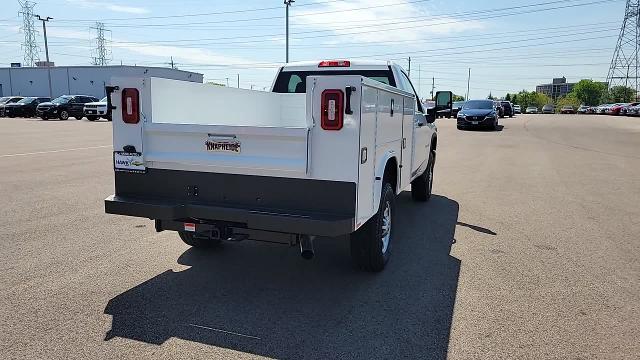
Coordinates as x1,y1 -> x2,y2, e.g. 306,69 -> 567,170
104,59 -> 452,272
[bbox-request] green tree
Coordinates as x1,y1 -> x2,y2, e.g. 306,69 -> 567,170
556,94 -> 580,111
607,85 -> 636,102
570,79 -> 606,106
505,93 -> 511,101
452,94 -> 465,102
530,92 -> 551,108
511,94 -> 518,104
487,92 -> 495,100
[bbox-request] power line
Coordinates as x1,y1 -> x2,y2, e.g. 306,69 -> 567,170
84,0 -> 620,48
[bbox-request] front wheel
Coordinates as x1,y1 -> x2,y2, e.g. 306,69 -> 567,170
351,182 -> 395,272
75,116 -> 83,120
87,116 -> 98,121
178,231 -> 221,248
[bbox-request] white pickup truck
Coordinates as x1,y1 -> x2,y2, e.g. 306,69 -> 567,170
104,60 -> 452,272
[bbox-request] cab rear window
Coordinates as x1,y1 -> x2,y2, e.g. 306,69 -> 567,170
273,69 -> 396,93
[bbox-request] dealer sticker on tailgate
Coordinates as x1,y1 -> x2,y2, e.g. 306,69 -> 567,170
114,151 -> 145,173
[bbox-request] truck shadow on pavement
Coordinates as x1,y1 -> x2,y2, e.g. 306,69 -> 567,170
104,194 -> 461,360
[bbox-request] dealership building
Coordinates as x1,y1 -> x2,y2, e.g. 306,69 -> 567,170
0,65 -> 203,99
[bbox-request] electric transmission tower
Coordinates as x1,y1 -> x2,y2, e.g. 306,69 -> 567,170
18,0 -> 40,66
606,0 -> 640,99
91,22 -> 112,66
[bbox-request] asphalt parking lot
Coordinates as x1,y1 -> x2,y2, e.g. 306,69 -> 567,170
1,114 -> 639,359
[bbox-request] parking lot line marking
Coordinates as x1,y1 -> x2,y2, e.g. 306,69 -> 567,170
0,145 -> 112,158
187,323 -> 261,340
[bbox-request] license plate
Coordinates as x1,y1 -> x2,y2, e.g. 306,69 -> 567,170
472,121 -> 478,125
114,152 -> 145,173
205,135 -> 241,153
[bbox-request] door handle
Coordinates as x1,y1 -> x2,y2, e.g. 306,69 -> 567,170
390,99 -> 394,116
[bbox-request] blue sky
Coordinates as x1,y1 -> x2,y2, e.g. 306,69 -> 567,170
0,0 -> 627,99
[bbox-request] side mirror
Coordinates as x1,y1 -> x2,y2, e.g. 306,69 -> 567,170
425,108 -> 436,123
435,91 -> 453,112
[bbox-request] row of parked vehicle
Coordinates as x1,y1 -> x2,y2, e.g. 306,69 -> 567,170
0,95 -> 110,121
576,102 -> 640,116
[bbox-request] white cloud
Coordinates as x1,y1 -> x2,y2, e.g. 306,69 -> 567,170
65,0 -> 149,14
111,42 -> 277,68
294,0 -> 484,44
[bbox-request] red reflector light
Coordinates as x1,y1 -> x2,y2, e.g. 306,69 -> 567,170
121,88 -> 140,124
321,89 -> 344,130
318,60 -> 351,67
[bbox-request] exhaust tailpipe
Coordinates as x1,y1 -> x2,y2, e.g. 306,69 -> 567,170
300,235 -> 315,260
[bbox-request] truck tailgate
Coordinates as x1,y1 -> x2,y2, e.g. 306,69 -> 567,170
112,77 -> 310,178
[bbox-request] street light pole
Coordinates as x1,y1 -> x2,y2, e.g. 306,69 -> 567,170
284,0 -> 294,63
466,68 -> 471,100
36,15 -> 53,98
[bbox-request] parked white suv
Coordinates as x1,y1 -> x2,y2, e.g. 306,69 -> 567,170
84,97 -> 110,121
104,60 -> 452,271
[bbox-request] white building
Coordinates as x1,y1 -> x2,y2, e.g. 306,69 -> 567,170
0,65 -> 203,99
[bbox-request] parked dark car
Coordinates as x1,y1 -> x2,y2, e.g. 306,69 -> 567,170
457,99 -> 499,130
0,96 -> 24,116
3,97 -> 50,118
494,100 -> 505,117
452,101 -> 465,117
500,101 -> 514,117
560,105 -> 576,114
37,95 -> 99,120
542,104 -> 555,114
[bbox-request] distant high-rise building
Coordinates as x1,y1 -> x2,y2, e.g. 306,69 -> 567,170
536,77 -> 576,100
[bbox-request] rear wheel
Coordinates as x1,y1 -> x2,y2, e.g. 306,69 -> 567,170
59,110 -> 69,120
178,231 -> 221,249
351,181 -> 395,272
411,151 -> 435,202
75,116 -> 83,120
87,116 -> 98,121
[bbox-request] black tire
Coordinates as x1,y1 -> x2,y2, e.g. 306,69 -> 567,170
509,114 -> 513,118
41,116 -> 47,120
351,182 -> 395,272
59,110 -> 69,120
178,231 -> 221,248
75,116 -> 83,120
411,151 -> 435,202
87,116 -> 98,121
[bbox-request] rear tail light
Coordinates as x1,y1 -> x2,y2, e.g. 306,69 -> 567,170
121,88 -> 139,124
321,89 -> 344,130
318,60 -> 350,67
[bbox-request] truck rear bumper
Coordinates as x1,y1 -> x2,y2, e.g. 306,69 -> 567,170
105,195 -> 355,237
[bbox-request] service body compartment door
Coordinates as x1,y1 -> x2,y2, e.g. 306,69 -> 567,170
400,97 -> 415,191
356,84 -> 378,227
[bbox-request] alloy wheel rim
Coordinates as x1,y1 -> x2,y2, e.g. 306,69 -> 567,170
381,201 -> 391,254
